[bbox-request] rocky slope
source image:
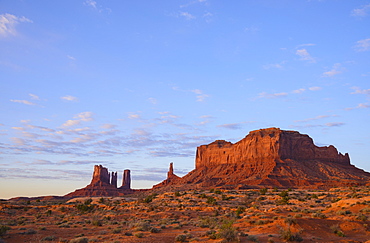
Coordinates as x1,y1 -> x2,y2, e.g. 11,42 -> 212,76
155,128 -> 370,189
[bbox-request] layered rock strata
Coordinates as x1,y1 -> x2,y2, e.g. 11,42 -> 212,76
155,128 -> 370,189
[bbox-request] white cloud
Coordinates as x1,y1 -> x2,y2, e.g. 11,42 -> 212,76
322,63 -> 344,77
309,86 -> 322,91
354,38 -> 370,52
61,111 -> 94,127
180,12 -> 196,20
357,103 -> 370,108
351,4 -> 370,17
350,87 -> 370,95
292,88 -> 306,94
84,0 -> 97,9
191,89 -> 209,102
29,93 -> 40,100
0,13 -> 32,38
61,95 -> 78,101
128,113 -> 141,119
10,99 -> 35,105
296,49 -> 316,63
62,119 -> 81,127
258,92 -> 288,99
74,111 -> 93,121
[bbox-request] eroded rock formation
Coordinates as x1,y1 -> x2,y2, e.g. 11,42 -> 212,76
153,162 -> 181,189
120,169 -> 131,190
66,165 -> 133,197
155,128 -> 370,189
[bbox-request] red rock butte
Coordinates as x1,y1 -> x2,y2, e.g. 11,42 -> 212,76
154,127 -> 370,190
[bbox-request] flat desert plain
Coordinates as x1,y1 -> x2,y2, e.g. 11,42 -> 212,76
1,187 -> 369,242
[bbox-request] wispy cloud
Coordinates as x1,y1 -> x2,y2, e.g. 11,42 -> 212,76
294,115 -> 337,123
84,0 -> 97,9
258,92 -> 288,99
191,89 -> 209,102
61,95 -> 78,101
263,62 -> 285,70
180,12 -> 196,20
10,99 -> 35,106
354,38 -> 370,52
29,93 -> 40,100
0,13 -> 32,38
289,122 -> 345,129
217,121 -> 254,130
296,49 -> 316,63
351,4 -> 370,17
322,63 -> 344,77
350,86 -> 370,95
308,86 -> 322,91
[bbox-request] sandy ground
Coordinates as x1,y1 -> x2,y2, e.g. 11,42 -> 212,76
1,187 -> 369,242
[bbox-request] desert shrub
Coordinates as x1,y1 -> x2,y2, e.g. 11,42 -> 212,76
142,193 -> 157,203
217,220 -> 238,242
76,199 -> 94,213
150,227 -> 161,233
276,190 -> 290,205
134,232 -> 144,238
260,188 -> 268,195
133,221 -> 151,231
247,235 -> 258,242
235,206 -> 245,218
285,218 -> 297,226
330,224 -> 345,237
280,228 -> 303,242
336,210 -> 351,216
214,189 -> 222,194
175,191 -> 181,197
112,228 -> 121,234
175,234 -> 187,242
206,196 -> 217,205
311,212 -> 327,219
356,214 -> 368,221
91,219 -> 102,226
198,216 -> 218,228
41,236 -> 57,241
69,237 -> 89,243
0,225 -> 11,237
124,231 -> 133,236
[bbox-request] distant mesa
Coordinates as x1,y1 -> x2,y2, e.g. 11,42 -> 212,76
154,127 -> 370,190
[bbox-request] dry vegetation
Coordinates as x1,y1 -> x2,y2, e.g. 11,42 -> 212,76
1,187 -> 370,243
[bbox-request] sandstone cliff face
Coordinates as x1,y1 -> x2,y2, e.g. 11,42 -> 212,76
196,128 -> 349,169
156,128 -> 369,190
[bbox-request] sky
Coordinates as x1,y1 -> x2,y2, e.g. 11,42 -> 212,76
1,0 -> 370,199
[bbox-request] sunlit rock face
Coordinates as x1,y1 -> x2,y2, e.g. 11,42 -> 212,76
195,127 -> 350,169
155,128 -> 369,190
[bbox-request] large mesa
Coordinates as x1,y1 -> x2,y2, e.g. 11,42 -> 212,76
155,128 -> 369,189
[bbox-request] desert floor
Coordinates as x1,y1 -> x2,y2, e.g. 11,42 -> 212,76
1,187 -> 369,243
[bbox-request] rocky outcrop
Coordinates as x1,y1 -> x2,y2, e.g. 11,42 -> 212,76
155,128 -> 370,189
120,170 -> 131,190
153,162 -> 181,189
66,165 -> 133,197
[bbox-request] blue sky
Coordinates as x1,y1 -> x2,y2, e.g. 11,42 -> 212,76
1,0 -> 369,199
